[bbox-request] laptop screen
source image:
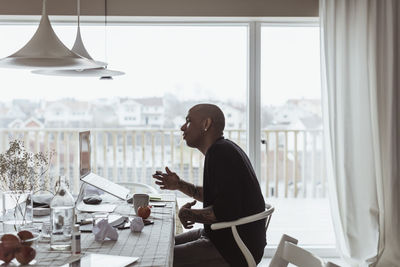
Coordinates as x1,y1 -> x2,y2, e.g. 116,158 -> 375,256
79,131 -> 91,177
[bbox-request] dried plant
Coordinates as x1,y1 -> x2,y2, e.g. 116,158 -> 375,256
0,139 -> 54,193
0,139 -> 55,231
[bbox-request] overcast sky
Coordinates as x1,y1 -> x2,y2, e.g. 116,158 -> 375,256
0,24 -> 320,106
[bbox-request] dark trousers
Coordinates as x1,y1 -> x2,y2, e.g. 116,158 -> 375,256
173,228 -> 230,267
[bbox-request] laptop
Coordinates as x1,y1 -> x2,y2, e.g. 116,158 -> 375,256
78,131 -> 130,201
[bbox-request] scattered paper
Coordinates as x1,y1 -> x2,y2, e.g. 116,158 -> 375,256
76,202 -> 116,213
149,194 -> 175,202
130,217 -> 144,232
93,219 -> 119,241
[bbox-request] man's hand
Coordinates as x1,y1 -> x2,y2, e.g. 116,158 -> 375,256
152,167 -> 180,190
152,167 -> 204,201
178,200 -> 197,229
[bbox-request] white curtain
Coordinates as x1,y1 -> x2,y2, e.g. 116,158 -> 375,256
320,0 -> 400,266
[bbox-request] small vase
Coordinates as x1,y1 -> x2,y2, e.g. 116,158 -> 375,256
2,190 -> 33,233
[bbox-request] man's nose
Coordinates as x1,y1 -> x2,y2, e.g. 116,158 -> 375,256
181,124 -> 186,131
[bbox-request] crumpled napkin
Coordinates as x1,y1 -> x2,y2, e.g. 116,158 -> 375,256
92,219 -> 119,241
130,217 -> 144,232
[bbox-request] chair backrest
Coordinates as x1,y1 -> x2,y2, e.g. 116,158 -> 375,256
211,203 -> 274,267
264,203 -> 274,231
281,242 -> 325,267
269,234 -> 328,267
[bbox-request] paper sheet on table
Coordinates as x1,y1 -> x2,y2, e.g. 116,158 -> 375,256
76,202 -> 116,213
149,193 -> 175,202
61,254 -> 138,267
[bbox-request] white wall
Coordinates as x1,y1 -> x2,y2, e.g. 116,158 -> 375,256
0,0 -> 318,17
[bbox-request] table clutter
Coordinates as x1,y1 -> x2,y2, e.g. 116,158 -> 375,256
92,219 -> 119,241
1,191 -> 176,266
130,217 -> 145,232
0,135 -> 176,266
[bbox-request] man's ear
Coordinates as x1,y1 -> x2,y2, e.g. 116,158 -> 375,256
203,118 -> 212,131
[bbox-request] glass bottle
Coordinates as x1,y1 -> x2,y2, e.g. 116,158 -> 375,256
71,224 -> 81,255
50,176 -> 75,251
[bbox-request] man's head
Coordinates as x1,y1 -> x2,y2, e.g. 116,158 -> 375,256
181,104 -> 225,149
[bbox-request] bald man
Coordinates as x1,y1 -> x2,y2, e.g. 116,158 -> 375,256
152,104 -> 266,267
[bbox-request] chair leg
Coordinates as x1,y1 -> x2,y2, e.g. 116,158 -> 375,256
231,226 -> 256,267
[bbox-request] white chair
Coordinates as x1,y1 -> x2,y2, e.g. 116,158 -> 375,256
211,203 -> 275,267
269,234 -> 341,267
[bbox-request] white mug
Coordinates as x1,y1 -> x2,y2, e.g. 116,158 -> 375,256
133,193 -> 150,214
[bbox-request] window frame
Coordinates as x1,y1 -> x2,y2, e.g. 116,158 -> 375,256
0,15 -> 339,256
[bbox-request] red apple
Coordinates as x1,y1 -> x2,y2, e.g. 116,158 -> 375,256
137,206 -> 151,219
15,246 -> 36,265
1,234 -> 20,251
0,243 -> 14,263
18,230 -> 34,247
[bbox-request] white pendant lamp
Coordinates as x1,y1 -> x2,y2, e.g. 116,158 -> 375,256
0,0 -> 106,70
32,0 -> 124,78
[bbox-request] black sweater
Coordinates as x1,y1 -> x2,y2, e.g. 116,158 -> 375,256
203,137 -> 266,267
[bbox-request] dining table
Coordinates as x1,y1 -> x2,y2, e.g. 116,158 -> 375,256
19,195 -> 176,267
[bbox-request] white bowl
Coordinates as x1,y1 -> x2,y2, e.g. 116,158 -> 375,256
33,207 -> 50,216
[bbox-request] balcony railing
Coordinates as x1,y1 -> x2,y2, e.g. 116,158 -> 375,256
0,128 -> 325,198
261,129 -> 326,198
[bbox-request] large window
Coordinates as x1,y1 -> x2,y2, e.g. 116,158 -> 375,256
0,23 -> 248,192
260,25 -> 334,249
0,19 -> 335,250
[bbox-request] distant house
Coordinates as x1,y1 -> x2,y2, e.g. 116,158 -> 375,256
117,98 -> 142,127
64,100 -> 92,128
116,97 -> 164,128
23,117 -> 44,128
7,118 -> 24,128
269,99 -> 322,130
44,99 -> 91,128
219,104 -> 245,129
43,102 -> 69,127
4,105 -> 26,120
169,102 -> 245,130
135,97 -> 164,128
7,117 -> 43,128
12,99 -> 40,118
0,105 -> 27,128
91,104 -> 119,128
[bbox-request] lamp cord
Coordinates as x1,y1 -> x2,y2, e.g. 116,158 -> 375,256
42,0 -> 47,16
104,0 -> 108,68
77,0 -> 80,26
